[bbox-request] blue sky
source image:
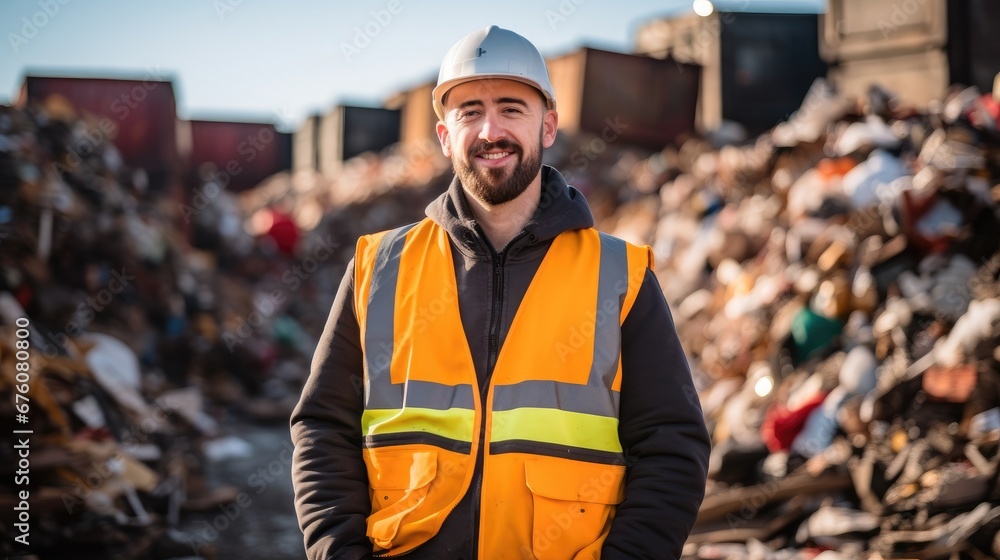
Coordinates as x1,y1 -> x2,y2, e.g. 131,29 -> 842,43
1,0 -> 823,130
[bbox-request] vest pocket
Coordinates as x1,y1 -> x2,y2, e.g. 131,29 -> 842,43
365,449 -> 438,549
524,459 -> 626,560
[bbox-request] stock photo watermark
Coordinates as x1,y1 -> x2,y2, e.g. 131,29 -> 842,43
51,67 -> 170,176
7,0 -> 72,54
340,1 -> 403,64
221,235 -> 339,351
878,0 -> 930,39
186,440 -> 295,554
545,0 -> 587,30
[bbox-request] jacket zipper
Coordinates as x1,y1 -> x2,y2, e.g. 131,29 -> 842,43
472,227 -> 525,559
472,249 -> 503,559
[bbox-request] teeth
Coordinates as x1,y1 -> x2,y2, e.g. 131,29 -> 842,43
480,152 -> 510,160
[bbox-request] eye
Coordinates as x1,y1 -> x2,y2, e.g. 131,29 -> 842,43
457,109 -> 481,120
501,106 -> 524,115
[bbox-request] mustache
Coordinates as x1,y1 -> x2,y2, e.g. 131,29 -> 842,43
468,139 -> 521,159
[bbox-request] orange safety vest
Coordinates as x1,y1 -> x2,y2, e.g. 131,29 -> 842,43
353,218 -> 651,559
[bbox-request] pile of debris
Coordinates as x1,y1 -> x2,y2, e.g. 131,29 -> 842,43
3,72 -> 1000,559
587,80 -> 1000,559
0,98 -> 325,557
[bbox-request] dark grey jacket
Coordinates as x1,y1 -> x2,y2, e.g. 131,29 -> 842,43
291,166 -> 710,559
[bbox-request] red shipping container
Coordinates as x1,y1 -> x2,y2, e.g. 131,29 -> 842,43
17,75 -> 181,189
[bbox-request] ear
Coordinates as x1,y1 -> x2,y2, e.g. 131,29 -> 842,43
541,109 -> 558,149
436,120 -> 452,158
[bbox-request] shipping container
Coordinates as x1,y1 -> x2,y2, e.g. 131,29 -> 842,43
341,106 -> 401,162
829,50 -> 950,107
547,47 -> 701,149
16,75 -> 181,189
822,0 -> 1000,106
305,105 -> 401,175
946,0 -> 1000,95
293,114 -> 321,174
385,80 -> 438,152
635,11 -> 827,136
182,119 -> 291,193
821,0 -> 947,61
719,13 -> 828,135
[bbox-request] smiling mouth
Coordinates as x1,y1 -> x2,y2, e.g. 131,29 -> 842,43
470,140 -> 519,161
479,152 -> 512,160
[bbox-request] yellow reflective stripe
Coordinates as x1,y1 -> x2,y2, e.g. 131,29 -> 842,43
490,408 -> 623,453
363,407 -> 476,443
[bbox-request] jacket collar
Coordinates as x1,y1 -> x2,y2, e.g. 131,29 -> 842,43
425,165 -> 595,260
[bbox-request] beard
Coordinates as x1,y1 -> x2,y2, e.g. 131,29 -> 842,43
453,129 -> 543,206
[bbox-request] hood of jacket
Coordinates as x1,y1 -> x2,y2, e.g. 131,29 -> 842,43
424,164 -> 594,260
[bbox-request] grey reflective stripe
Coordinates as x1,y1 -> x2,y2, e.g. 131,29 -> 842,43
401,380 -> 475,410
364,224 -> 413,409
493,380 -> 619,416
363,222 -> 475,411
493,232 -> 629,418
591,233 -> 628,390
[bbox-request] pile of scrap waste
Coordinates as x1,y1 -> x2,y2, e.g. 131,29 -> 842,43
2,74 -> 1000,559
622,81 -> 1000,559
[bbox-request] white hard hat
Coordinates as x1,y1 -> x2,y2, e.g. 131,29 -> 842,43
433,25 -> 555,120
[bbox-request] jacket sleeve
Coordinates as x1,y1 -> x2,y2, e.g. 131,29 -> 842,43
602,269 -> 711,559
290,259 -> 374,560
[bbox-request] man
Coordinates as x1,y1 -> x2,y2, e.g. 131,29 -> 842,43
291,25 -> 710,559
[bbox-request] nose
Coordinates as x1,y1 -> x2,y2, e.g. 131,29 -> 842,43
478,110 -> 507,143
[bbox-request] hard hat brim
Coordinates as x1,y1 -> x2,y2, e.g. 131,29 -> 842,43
432,74 -> 556,121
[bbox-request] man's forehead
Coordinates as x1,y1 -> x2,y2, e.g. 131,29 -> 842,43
445,78 -> 538,104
